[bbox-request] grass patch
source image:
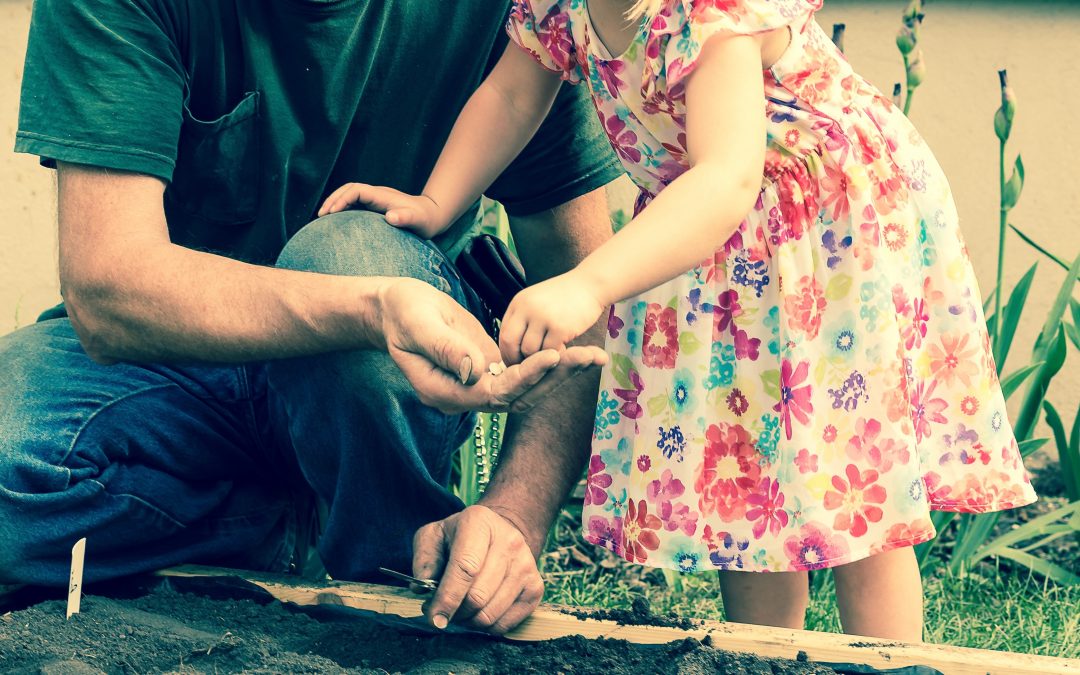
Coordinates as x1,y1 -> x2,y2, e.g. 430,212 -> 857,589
540,510 -> 1080,659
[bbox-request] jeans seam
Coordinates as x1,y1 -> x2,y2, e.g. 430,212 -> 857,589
85,478 -> 187,530
61,383 -> 177,483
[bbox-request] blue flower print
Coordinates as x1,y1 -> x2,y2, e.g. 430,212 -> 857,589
657,425 -> 687,462
594,390 -> 621,440
671,368 -> 697,415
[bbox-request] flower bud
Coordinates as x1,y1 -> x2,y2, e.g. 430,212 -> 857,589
994,70 -> 1017,142
832,23 -> 846,53
896,25 -> 916,55
906,50 -> 926,88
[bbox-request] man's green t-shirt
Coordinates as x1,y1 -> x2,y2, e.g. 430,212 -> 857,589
16,0 -> 620,264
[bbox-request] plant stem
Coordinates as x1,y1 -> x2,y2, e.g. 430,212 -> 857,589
992,139 -> 1007,345
903,88 -> 916,116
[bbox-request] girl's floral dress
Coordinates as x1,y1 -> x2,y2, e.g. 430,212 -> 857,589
508,0 -> 1036,573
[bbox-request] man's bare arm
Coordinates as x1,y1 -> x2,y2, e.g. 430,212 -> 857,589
57,163 -> 387,364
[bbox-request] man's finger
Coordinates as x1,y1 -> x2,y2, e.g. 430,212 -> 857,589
425,513 -> 493,629
412,520 -> 450,584
451,543 -> 510,625
490,577 -> 545,634
417,317 -> 493,387
504,345 -> 607,411
484,349 -> 561,410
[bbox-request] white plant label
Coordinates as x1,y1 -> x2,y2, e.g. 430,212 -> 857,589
67,537 -> 86,619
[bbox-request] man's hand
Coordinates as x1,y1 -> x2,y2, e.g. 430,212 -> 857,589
498,271 -> 607,365
412,505 -> 544,634
379,278 -> 607,414
319,183 -> 447,239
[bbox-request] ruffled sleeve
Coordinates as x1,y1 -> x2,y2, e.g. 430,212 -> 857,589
506,0 -> 584,84
642,0 -> 822,101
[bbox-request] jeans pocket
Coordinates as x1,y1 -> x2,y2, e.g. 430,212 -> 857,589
166,91 -> 261,225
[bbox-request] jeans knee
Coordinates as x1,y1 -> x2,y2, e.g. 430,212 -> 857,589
276,211 -> 454,295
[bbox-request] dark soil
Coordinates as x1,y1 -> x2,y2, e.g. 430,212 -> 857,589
560,595 -> 701,630
0,581 -> 845,674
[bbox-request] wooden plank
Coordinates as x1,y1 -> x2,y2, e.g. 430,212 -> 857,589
158,565 -> 1078,675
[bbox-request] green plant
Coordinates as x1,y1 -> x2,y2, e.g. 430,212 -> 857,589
895,0 -> 925,115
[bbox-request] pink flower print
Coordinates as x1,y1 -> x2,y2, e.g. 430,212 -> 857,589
903,297 -> 930,350
883,223 -> 907,251
585,455 -> 613,506
960,396 -> 979,416
599,111 -> 642,164
773,359 -> 814,440
642,303 -> 679,369
845,417 -> 911,472
647,468 -> 685,504
823,424 -> 838,443
820,162 -> 853,223
871,519 -> 935,555
596,59 -> 626,98
795,448 -> 819,474
637,454 -> 651,473
659,500 -> 698,536
733,328 -> 761,361
823,464 -> 888,537
784,275 -> 828,340
746,477 -> 790,539
910,378 -> 949,443
784,521 -> 850,571
927,332 -> 979,388
694,423 -> 762,522
621,499 -> 662,563
586,514 -> 622,553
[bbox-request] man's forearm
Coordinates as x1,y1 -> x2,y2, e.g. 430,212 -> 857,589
478,347 -> 601,555
57,164 -> 389,364
65,243 -> 391,364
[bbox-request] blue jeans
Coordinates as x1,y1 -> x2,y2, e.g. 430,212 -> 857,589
0,212 -> 477,585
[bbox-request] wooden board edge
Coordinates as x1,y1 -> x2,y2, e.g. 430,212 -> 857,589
157,565 -> 1078,675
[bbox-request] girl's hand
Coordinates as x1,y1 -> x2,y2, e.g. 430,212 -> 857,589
319,183 -> 447,239
499,272 -> 608,365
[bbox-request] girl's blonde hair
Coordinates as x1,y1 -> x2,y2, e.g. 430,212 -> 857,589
627,0 -> 665,20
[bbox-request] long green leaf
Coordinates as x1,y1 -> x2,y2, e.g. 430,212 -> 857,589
1014,325 -> 1067,441
993,263 -> 1037,371
1032,252 -> 1080,359
1044,402 -> 1080,501
950,512 -> 1001,574
1017,437 -> 1050,458
999,362 -> 1043,401
1071,296 -> 1080,332
980,500 -> 1080,552
990,547 -> 1080,585
1065,322 -> 1080,352
1008,223 -> 1070,271
916,510 -> 957,571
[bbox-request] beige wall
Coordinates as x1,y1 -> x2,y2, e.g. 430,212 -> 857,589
1,1 -> 1076,432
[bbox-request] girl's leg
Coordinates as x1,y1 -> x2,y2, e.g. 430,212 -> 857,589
718,570 -> 809,629
832,546 -> 924,641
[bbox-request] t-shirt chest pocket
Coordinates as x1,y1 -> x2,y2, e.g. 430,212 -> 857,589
166,91 -> 261,224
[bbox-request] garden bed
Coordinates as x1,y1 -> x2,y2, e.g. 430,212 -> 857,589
0,580 -> 834,674
4,567 -> 1072,674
